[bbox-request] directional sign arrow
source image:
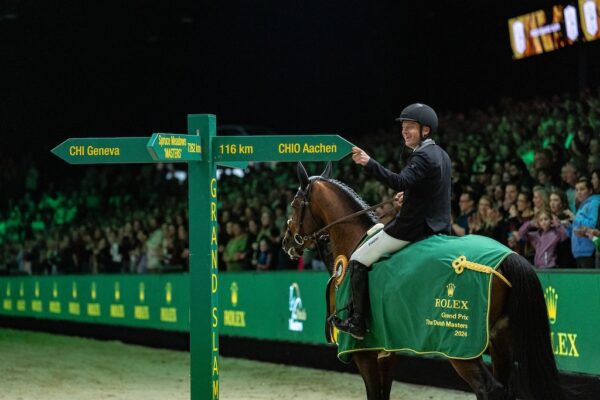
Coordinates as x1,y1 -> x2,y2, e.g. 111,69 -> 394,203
212,135 -> 354,162
51,137 -> 157,164
147,133 -> 202,162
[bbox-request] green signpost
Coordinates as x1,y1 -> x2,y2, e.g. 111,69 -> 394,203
50,114 -> 354,400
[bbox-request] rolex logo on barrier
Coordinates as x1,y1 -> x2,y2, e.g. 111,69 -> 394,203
160,282 -> 177,323
69,282 -> 80,316
87,282 -> 101,317
544,285 -> 579,358
50,282 -> 61,314
447,283 -> 456,297
545,286 -> 558,324
31,282 -> 42,312
17,282 -> 26,312
3,283 -> 12,311
134,282 -> 149,320
223,282 -> 246,327
110,281 -> 124,318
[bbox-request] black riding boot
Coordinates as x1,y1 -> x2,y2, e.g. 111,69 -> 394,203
332,260 -> 369,340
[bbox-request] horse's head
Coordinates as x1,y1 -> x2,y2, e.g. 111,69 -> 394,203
282,162 -> 332,259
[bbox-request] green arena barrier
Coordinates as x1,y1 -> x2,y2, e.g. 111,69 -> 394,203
1,270 -> 599,376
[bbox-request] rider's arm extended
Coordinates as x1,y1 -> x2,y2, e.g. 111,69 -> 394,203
363,152 -> 430,191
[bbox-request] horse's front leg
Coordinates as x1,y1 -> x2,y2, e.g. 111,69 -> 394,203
353,351 -> 382,400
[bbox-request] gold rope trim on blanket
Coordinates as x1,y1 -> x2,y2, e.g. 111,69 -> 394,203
452,256 -> 512,288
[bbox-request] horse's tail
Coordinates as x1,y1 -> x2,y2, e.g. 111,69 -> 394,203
502,253 -> 564,400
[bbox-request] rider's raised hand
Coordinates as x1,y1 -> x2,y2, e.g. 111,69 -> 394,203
393,192 -> 404,208
352,146 -> 370,166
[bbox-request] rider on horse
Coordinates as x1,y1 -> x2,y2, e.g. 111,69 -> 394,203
331,103 -> 453,340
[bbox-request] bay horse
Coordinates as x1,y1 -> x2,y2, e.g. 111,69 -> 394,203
282,162 -> 563,400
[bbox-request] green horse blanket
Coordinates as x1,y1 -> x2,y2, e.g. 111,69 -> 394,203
334,234 -> 513,362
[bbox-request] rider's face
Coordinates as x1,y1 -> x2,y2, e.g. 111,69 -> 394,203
402,121 -> 424,149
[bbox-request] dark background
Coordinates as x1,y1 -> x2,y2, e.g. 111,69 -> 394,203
2,0 -> 600,152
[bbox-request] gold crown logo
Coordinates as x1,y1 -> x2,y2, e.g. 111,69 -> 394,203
165,282 -> 172,304
231,282 -> 239,307
447,283 -> 456,297
139,282 -> 145,303
545,286 -> 558,324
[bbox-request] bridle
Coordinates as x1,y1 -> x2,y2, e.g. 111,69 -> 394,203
287,182 -> 323,248
286,179 -> 394,252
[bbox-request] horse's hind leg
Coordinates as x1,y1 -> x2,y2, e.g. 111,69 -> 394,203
489,315 -> 515,399
449,357 -> 508,400
354,352 -> 382,400
377,352 -> 396,400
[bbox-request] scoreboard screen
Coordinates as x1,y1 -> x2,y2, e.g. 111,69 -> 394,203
508,1 -> 600,59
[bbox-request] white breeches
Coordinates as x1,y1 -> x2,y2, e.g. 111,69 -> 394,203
350,229 -> 411,267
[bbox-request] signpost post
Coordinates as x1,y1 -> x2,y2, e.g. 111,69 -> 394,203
51,114 -> 354,399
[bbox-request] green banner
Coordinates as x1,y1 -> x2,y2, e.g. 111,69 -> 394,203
218,272 -> 328,343
1,271 -> 600,375
0,272 -> 328,342
0,275 -> 188,331
537,271 -> 600,375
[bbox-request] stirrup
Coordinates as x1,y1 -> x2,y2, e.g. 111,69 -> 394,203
330,316 -> 366,340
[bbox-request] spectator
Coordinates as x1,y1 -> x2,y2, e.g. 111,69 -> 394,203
549,189 -> 576,267
452,191 -> 476,237
253,239 -> 273,271
591,169 -> 600,194
533,149 -> 560,186
468,195 -> 506,243
587,154 -> 600,175
517,209 -> 568,268
223,221 -> 249,272
532,186 -> 550,213
561,162 -> 580,212
502,183 -> 519,216
571,177 -> 600,268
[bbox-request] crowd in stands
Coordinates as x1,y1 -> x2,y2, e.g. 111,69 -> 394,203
2,88 -> 600,275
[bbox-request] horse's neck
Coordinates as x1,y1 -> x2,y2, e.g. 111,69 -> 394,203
313,182 -> 372,259
328,222 -> 370,259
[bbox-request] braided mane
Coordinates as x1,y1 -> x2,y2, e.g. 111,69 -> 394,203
312,177 -> 379,224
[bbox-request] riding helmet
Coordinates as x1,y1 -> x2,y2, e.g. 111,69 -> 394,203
395,103 -> 438,134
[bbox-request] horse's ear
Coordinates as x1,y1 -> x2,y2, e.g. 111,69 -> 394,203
297,162 -> 309,189
321,162 -> 332,180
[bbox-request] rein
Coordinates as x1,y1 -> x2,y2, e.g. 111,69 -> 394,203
293,198 -> 395,245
